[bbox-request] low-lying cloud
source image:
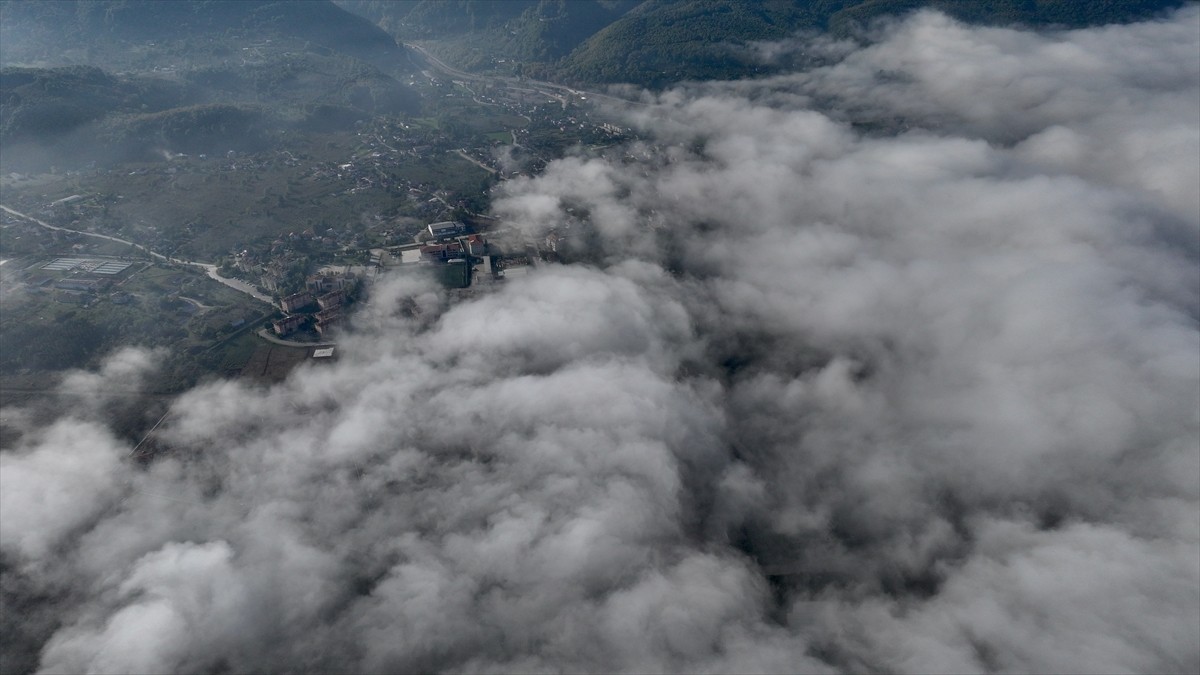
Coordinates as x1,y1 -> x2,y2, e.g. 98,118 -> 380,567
3,8 -> 1198,674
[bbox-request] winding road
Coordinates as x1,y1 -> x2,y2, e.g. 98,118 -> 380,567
1,204 -> 273,304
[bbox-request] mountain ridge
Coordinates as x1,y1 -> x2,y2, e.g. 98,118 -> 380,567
336,0 -> 1194,87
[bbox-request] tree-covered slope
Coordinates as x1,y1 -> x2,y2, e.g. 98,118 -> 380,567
559,0 -> 842,85
342,0 -> 1193,86
336,0 -> 637,73
0,66 -> 197,143
1,52 -> 417,170
0,0 -> 415,74
0,64 -> 269,167
562,0 -> 1193,85
827,0 -> 1194,34
0,0 -> 420,168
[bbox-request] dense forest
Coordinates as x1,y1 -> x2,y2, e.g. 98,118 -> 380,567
0,0 -> 423,170
0,0 -> 413,72
337,0 -> 1194,86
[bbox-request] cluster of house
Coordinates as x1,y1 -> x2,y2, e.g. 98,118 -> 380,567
266,218 -> 544,339
232,228 -> 366,294
272,271 -> 358,338
309,123 -> 467,218
373,222 -> 494,289
375,223 -> 545,293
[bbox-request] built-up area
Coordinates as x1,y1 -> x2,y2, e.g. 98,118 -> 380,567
269,219 -> 542,339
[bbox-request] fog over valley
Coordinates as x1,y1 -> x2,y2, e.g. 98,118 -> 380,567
1,4 -> 1198,674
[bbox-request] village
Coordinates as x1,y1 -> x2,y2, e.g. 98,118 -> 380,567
267,218 -> 544,340
0,204 -> 553,359
0,55 -> 623,391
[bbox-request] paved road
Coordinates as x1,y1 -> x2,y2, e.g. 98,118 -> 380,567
456,149 -> 499,175
196,264 -> 273,304
256,328 -> 335,348
1,204 -> 273,304
2,204 -> 171,260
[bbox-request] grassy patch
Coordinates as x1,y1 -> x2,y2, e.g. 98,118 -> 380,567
0,258 -> 268,392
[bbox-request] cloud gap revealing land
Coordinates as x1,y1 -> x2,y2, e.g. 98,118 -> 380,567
0,2 -> 1197,674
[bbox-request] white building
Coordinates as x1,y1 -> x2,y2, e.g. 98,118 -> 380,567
427,221 -> 464,239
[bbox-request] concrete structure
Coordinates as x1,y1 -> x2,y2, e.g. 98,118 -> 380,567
317,290 -> 346,311
464,234 -> 487,257
475,255 -> 496,283
279,291 -> 313,313
421,242 -> 464,261
427,221 -> 464,239
41,258 -> 131,275
273,314 -> 305,336
498,262 -> 531,279
315,320 -> 337,336
306,271 -> 357,294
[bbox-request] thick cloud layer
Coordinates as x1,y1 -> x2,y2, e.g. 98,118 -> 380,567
3,9 -> 1198,674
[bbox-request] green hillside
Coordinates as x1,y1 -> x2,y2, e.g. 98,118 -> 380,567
340,0 -> 1193,87
0,0 -> 415,74
559,0 -> 839,86
562,0 -> 1193,85
0,65 -> 271,167
0,66 -> 203,144
1,49 -> 416,169
498,0 -> 640,62
0,0 -> 422,167
336,0 -> 636,74
826,0 -> 1193,34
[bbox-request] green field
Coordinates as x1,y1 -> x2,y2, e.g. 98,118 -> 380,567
0,257 -> 271,390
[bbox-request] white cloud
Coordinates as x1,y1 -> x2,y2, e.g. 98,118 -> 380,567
3,8 -> 1198,674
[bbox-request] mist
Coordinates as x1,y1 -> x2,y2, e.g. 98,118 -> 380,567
2,8 -> 1198,674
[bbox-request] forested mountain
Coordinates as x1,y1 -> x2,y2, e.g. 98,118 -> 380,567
338,0 -> 1194,86
559,0 -> 836,84
0,1 -> 421,169
0,0 -> 415,73
337,0 -> 638,74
